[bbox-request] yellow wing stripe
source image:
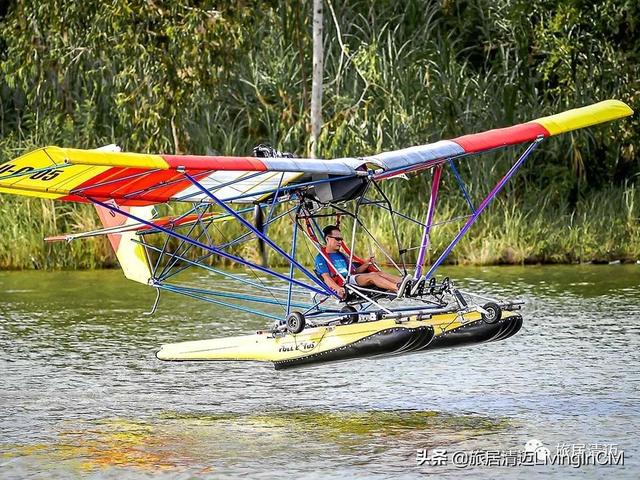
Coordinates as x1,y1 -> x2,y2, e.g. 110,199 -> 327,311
0,185 -> 64,199
534,99 -> 634,136
0,147 -> 112,198
57,147 -> 170,169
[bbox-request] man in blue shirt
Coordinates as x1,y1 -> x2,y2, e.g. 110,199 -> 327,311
315,225 -> 410,299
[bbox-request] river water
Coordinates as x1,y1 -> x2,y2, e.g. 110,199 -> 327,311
1,265 -> 639,479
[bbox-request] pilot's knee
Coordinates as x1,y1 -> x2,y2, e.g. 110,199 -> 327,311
358,273 -> 374,284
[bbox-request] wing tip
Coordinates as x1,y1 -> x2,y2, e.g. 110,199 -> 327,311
534,99 -> 634,135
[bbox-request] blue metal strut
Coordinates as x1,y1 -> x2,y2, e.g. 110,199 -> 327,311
87,196 -> 330,296
183,172 -> 335,297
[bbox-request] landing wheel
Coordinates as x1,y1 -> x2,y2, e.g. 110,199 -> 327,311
286,312 -> 306,334
481,302 -> 502,324
340,306 -> 359,324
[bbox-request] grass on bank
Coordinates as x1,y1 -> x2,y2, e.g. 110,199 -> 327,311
0,183 -> 637,271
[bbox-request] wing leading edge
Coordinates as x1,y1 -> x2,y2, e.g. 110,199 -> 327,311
369,99 -> 633,178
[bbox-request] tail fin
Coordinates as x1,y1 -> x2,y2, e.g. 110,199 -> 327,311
94,200 -> 154,285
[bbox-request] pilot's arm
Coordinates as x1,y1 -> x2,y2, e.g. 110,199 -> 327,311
321,273 -> 345,299
354,256 -> 375,273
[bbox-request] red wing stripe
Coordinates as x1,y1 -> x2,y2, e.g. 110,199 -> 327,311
452,122 -> 550,154
162,155 -> 267,171
64,168 -> 212,206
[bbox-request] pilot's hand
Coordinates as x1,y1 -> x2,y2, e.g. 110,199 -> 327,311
368,256 -> 376,266
336,286 -> 346,298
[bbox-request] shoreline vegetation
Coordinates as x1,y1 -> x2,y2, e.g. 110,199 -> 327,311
1,184 -> 638,270
0,1 -> 639,270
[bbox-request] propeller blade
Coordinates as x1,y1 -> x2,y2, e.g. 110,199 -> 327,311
254,204 -> 268,266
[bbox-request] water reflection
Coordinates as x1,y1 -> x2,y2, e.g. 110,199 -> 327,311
3,410 -> 511,475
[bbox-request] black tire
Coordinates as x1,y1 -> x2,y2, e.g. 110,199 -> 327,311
481,302 -> 502,324
286,312 -> 306,334
340,306 -> 358,324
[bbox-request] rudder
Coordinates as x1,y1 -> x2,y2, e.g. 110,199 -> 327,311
94,200 -> 154,285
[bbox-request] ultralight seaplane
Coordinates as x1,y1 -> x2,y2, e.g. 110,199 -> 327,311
0,100 -> 633,369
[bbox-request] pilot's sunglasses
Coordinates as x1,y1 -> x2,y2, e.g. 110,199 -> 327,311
327,236 -> 344,242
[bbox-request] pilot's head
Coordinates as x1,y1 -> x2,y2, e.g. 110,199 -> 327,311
323,225 -> 343,250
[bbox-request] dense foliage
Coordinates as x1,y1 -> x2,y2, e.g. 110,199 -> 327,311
0,0 -> 638,268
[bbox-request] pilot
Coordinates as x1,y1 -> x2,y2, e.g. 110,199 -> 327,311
315,225 -> 411,299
